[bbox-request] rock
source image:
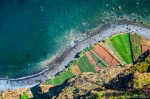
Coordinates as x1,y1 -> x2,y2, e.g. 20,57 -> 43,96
90,91 -> 98,96
118,6 -> 121,9
0,88 -> 33,99
134,18 -> 137,22
111,8 -> 114,10
52,96 -> 56,99
141,21 -> 143,24
136,2 -> 139,5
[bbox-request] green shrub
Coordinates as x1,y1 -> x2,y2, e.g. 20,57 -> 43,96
133,88 -> 142,93
135,80 -> 140,84
134,62 -> 149,73
21,94 -> 29,99
118,64 -> 124,68
133,93 -> 146,98
135,33 -> 138,35
68,63 -> 74,70
95,91 -> 105,98
79,51 -> 84,57
124,91 -> 133,96
83,50 -> 87,54
128,62 -> 149,73
103,39 -> 107,42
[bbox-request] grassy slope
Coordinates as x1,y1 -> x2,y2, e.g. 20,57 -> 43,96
42,71 -> 75,85
110,33 -> 133,64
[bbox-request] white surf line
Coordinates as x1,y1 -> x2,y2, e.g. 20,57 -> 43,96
0,22 -> 150,92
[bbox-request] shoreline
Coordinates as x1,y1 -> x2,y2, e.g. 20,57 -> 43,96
1,21 -> 150,92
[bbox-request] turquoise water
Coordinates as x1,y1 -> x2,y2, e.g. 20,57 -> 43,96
0,0 -> 150,78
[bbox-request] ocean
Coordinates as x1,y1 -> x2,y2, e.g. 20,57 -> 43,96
0,0 -> 150,78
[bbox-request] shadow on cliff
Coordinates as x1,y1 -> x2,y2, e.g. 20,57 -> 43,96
134,49 -> 150,64
103,73 -> 134,91
30,50 -> 150,98
103,50 -> 150,91
30,79 -> 69,99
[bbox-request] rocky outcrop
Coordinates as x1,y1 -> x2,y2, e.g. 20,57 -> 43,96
0,88 -> 33,99
57,65 -> 131,99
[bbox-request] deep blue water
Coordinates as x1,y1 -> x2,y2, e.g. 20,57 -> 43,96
0,0 -> 150,78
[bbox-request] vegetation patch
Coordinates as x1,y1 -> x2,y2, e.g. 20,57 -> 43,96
130,34 -> 142,61
21,94 -> 29,99
42,70 -> 75,85
110,33 -> 133,64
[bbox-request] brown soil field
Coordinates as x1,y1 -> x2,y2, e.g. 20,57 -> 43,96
95,44 -> 113,61
43,85 -> 55,92
72,65 -> 82,75
85,51 -> 97,65
142,45 -> 147,54
97,64 -> 103,69
92,49 -> 111,68
94,66 -> 101,71
140,36 -> 150,46
99,42 -> 122,63
146,39 -> 150,46
111,59 -> 119,66
91,49 -> 110,67
94,44 -> 119,67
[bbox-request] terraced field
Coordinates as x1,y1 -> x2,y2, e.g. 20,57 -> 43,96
130,34 -> 142,62
77,55 -> 95,73
140,36 -> 150,54
106,41 -> 125,63
42,33 -> 150,87
110,33 -> 133,64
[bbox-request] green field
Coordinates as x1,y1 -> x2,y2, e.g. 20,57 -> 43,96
110,33 -> 133,64
91,52 -> 100,61
77,55 -> 96,72
132,44 -> 142,60
130,34 -> 142,61
42,71 -> 75,85
83,55 -> 96,72
21,94 -> 29,99
43,54 -> 96,86
77,56 -> 89,72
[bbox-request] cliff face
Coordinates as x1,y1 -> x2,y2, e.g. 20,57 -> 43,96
57,64 -> 150,99
0,88 -> 33,99
56,52 -> 150,98
0,63 -> 150,99
57,65 -> 132,99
